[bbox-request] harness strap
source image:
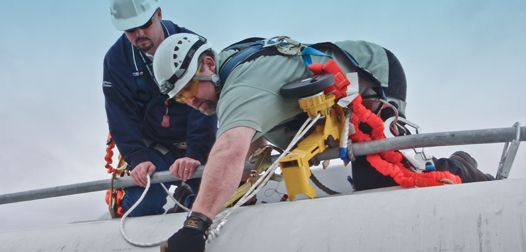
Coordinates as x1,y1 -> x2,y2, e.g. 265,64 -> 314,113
221,37 -> 265,51
301,46 -> 333,66
218,40 -> 284,89
219,37 -> 298,89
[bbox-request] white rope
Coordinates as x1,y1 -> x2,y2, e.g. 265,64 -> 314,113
207,113 -> 322,241
120,175 -> 165,247
119,113 -> 322,245
119,175 -> 190,247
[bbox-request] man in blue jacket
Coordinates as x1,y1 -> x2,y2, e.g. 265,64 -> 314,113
102,0 -> 217,217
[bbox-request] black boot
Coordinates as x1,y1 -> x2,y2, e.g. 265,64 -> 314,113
449,151 -> 494,182
166,183 -> 194,214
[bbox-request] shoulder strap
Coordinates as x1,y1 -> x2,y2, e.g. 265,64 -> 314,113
218,40 -> 263,85
218,38 -> 282,88
221,37 -> 265,51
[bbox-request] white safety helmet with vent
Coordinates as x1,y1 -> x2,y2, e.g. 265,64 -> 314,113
109,0 -> 161,31
153,33 -> 213,98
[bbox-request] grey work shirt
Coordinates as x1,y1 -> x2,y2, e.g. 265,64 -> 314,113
215,39 -> 388,149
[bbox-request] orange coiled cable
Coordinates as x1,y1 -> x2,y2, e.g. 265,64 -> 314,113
105,132 -> 117,174
349,95 -> 462,187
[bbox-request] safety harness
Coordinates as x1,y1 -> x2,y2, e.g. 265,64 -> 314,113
217,36 -> 461,200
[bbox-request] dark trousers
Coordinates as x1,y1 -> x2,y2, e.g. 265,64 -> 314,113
351,156 -> 490,191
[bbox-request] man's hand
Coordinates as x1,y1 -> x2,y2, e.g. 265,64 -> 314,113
170,157 -> 201,182
160,211 -> 211,252
130,161 -> 156,187
160,227 -> 206,252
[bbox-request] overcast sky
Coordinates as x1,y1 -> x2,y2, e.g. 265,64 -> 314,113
1,0 -> 525,232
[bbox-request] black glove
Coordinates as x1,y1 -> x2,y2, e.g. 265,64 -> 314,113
160,211 -> 212,252
160,227 -> 206,252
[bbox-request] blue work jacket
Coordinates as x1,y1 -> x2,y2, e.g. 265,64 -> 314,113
102,21 -> 217,168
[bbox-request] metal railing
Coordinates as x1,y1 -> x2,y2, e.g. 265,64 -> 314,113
0,124 -> 523,205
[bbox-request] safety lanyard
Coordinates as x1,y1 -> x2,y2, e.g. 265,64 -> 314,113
135,43 -> 175,128
137,50 -> 159,86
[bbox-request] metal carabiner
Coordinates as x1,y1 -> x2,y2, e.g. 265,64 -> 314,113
263,36 -> 304,56
383,116 -> 435,172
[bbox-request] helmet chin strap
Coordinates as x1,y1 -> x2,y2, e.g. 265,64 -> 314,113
192,74 -> 222,99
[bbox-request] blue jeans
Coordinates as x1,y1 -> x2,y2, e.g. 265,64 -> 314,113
120,148 -> 201,217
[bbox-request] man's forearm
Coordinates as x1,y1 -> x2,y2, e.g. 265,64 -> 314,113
191,127 -> 255,220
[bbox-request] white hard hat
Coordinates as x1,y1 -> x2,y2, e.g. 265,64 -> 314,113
153,33 -> 213,98
109,0 -> 160,31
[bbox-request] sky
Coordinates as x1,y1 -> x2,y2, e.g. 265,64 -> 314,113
0,0 -> 525,232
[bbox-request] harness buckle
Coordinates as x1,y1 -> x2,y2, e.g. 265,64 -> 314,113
263,36 -> 305,56
383,116 -> 436,172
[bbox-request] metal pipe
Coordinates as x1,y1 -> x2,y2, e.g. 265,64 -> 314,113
1,125 -> 524,205
0,159 -> 261,205
317,125 -> 526,160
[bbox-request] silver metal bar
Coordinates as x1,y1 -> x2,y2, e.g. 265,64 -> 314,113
496,122 -> 521,179
0,159 -> 261,205
317,125 -> 526,160
1,125 -> 525,205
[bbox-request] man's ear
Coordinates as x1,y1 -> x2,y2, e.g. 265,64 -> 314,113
156,8 -> 162,20
202,56 -> 216,73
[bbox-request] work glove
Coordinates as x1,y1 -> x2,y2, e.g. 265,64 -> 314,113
160,211 -> 212,252
160,227 -> 206,252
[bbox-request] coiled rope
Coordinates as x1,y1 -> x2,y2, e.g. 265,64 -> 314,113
119,176 -> 189,247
